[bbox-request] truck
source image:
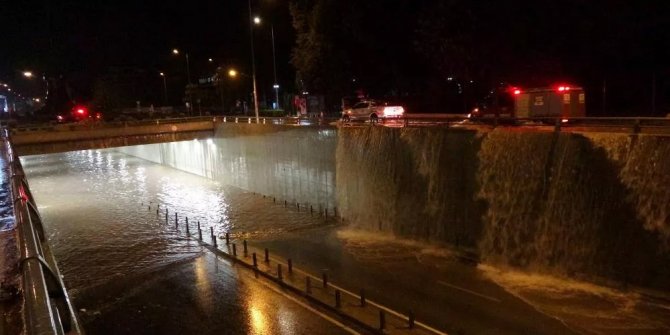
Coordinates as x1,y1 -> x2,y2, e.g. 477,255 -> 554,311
470,85 -> 586,121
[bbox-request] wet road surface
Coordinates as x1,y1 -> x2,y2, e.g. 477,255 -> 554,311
21,149 -> 670,334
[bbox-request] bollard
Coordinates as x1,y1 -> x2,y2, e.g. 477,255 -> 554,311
264,248 -> 269,263
156,207 -> 159,215
306,277 -> 312,294
325,208 -> 328,218
197,221 -> 202,241
243,240 -> 248,256
148,205 -> 150,211
273,197 -> 276,203
175,212 -> 178,229
334,206 -> 338,217
408,310 -> 415,329
185,217 -> 190,235
225,232 -> 230,245
284,200 -> 287,207
360,289 -> 366,307
288,259 -> 293,274
310,205 -> 313,214
277,264 -> 283,281
252,253 -> 258,267
335,290 -> 341,308
379,310 -> 386,330
232,243 -> 237,256
165,210 -> 168,223
211,227 -> 217,248
322,273 -> 328,288
296,203 -> 300,211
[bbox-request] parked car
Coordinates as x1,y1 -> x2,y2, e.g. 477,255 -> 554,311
341,100 -> 405,123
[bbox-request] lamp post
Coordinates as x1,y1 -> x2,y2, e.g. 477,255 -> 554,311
172,49 -> 193,114
271,24 -> 280,110
159,72 -> 168,105
248,0 -> 260,123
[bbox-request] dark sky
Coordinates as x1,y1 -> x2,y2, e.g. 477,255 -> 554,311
1,0 -> 294,97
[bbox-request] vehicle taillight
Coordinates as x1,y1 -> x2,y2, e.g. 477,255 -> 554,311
513,89 -> 521,95
557,86 -> 571,92
383,106 -> 404,117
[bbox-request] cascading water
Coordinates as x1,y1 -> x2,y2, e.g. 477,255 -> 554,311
337,126 -> 670,289
118,124 -> 338,211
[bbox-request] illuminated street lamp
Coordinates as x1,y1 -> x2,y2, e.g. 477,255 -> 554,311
171,48 -> 191,84
159,72 -> 168,105
23,71 -> 33,78
228,69 -> 238,78
248,0 -> 260,123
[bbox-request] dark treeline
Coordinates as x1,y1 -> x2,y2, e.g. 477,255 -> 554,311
289,0 -> 670,116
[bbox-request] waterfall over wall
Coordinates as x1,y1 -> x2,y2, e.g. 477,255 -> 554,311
337,127 -> 670,289
117,124 -> 338,210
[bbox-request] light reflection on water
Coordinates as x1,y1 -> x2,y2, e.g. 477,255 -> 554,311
20,149 -> 327,294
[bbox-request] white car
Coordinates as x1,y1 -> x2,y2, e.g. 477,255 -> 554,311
341,100 -> 405,123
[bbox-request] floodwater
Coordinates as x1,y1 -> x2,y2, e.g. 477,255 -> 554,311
20,148 -> 670,335
20,150 -> 346,334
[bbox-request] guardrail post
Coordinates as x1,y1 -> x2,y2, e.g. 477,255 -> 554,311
165,209 -> 168,223
210,227 -> 217,248
232,243 -> 237,256
264,248 -> 269,263
360,289 -> 366,306
175,213 -> 178,229
322,273 -> 328,288
197,221 -> 202,241
185,217 -> 190,235
243,240 -> 248,256
633,119 -> 641,134
409,309 -> 415,329
252,253 -> 258,267
277,264 -> 283,281
288,259 -> 293,274
554,118 -> 562,132
306,277 -> 312,294
225,232 -> 230,245
335,289 -> 341,308
379,310 -> 386,331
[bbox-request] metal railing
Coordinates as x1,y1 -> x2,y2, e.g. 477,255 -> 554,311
3,129 -> 83,335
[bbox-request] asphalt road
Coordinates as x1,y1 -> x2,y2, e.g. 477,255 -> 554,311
74,251 -> 355,335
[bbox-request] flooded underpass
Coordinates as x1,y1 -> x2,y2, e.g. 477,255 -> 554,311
18,123 -> 670,334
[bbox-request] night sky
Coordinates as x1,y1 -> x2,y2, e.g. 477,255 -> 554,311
1,0 -> 294,100
3,1 -> 670,115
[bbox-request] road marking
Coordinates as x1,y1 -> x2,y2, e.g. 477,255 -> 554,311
253,272 -> 361,335
437,281 -> 501,303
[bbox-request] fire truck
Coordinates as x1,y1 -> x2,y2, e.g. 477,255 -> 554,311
470,85 -> 586,120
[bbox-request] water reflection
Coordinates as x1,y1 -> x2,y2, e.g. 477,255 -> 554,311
21,149 -> 330,294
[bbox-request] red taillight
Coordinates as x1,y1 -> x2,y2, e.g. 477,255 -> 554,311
77,108 -> 85,115
557,86 -> 571,92
513,89 -> 521,95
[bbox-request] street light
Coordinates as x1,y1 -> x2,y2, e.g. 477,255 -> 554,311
159,72 -> 168,105
270,24 -> 280,110
248,0 -> 260,123
171,48 -> 191,84
228,69 -> 238,78
23,71 -> 33,78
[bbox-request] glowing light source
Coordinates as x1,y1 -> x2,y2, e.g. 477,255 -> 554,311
172,49 -> 179,55
253,16 -> 261,24
513,89 -> 521,95
23,71 -> 33,78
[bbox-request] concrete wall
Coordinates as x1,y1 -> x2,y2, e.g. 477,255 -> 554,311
117,124 -> 338,211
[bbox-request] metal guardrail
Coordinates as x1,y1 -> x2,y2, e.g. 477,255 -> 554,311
3,129 -> 83,335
